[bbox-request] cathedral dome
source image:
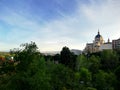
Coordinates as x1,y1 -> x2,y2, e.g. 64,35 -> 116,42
95,31 -> 103,39
95,34 -> 101,38
94,31 -> 104,46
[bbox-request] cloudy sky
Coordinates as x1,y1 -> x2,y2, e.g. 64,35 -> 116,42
0,0 -> 120,51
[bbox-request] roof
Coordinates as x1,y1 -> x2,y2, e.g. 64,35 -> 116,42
95,31 -> 102,39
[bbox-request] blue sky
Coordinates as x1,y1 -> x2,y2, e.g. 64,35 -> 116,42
0,0 -> 120,51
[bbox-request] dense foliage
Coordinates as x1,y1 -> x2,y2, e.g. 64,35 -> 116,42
0,42 -> 120,90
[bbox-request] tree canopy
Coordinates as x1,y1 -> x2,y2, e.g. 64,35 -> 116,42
0,42 -> 120,90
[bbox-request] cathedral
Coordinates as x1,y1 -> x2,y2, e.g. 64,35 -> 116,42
84,31 -> 112,53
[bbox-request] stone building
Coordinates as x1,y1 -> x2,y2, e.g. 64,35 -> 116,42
84,31 -> 112,53
112,38 -> 120,50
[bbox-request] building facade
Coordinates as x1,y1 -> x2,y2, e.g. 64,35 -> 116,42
112,38 -> 120,50
84,31 -> 112,53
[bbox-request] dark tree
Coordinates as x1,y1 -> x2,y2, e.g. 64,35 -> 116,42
100,50 -> 119,71
115,66 -> 120,90
53,54 -> 60,63
60,46 -> 76,70
60,46 -> 71,65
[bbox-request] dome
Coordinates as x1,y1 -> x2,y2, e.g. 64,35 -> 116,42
95,31 -> 103,39
95,34 -> 101,38
94,31 -> 104,45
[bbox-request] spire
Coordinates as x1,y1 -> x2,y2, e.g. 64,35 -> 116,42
108,38 -> 110,43
98,29 -> 100,35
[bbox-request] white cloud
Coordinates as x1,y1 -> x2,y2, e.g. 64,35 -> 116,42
0,0 -> 120,51
81,0 -> 120,23
80,0 -> 120,40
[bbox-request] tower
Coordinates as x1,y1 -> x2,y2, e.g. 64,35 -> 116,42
93,31 -> 104,52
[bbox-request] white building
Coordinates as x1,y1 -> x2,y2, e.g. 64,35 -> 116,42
99,41 -> 112,51
84,31 -> 112,53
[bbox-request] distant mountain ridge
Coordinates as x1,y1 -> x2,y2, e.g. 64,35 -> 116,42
41,51 -> 60,56
42,49 -> 82,56
71,49 -> 82,55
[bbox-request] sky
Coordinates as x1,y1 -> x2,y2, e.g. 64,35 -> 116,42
0,0 -> 120,52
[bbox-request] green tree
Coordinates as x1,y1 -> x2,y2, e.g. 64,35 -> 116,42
88,55 -> 100,74
74,67 -> 93,90
49,64 -> 74,90
54,54 -> 60,62
115,66 -> 120,90
28,57 -> 51,90
60,46 -> 76,70
75,55 -> 88,71
14,41 -> 40,71
95,70 -> 116,90
100,50 -> 119,71
1,42 -> 51,90
79,68 -> 92,86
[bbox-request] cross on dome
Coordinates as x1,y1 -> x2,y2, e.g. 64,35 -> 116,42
98,29 -> 100,35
